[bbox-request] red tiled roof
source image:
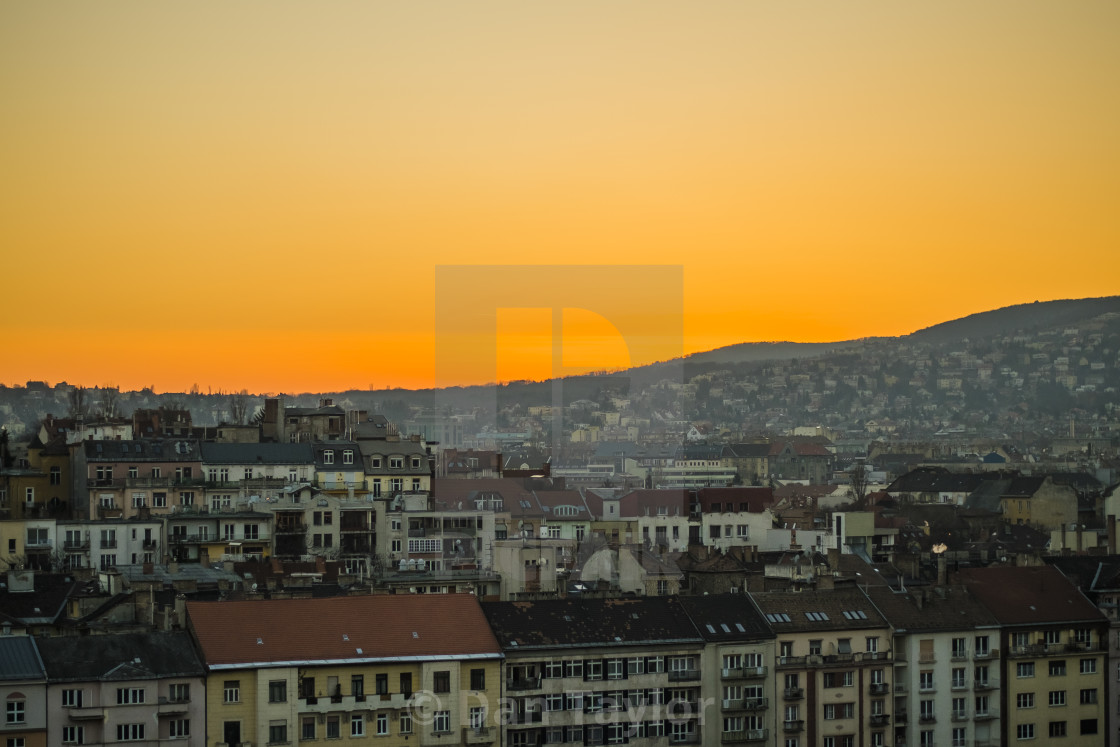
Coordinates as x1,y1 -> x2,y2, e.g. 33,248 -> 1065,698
187,594 -> 501,668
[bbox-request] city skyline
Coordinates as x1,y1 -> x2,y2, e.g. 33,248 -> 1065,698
3,2 -> 1118,393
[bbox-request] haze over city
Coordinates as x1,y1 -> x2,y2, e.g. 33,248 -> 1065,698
2,2 -> 1118,393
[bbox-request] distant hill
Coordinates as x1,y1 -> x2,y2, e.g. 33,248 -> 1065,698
905,296 -> 1120,346
682,340 -> 867,366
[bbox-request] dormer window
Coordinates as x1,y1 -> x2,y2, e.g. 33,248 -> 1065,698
343,450 -> 354,465
323,450 -> 334,465
371,457 -> 382,469
390,457 -> 404,469
411,457 -> 422,470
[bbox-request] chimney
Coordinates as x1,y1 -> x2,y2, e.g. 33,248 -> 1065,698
1108,516 -> 1116,555
937,555 -> 947,586
828,547 -> 841,571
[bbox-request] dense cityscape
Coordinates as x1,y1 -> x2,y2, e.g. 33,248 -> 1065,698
1,298 -> 1120,747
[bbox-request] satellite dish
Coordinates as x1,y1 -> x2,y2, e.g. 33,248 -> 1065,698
251,583 -> 258,591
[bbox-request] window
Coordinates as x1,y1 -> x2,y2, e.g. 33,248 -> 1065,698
823,703 -> 854,719
471,668 -> 486,690
1049,690 -> 1066,706
326,716 -> 340,739
7,739 -> 24,747
433,711 -> 450,734
302,718 -> 316,741
350,714 -> 364,737
411,457 -> 422,469
433,670 -> 450,693
1045,629 -> 1061,645
1075,628 -> 1092,645
1017,692 -> 1035,709
607,659 -> 625,679
352,675 -> 364,699
269,680 -> 286,702
866,636 -> 879,653
1049,721 -> 1067,737
50,466 -> 62,485
375,673 -> 388,694
245,524 -> 259,540
919,671 -> 934,692
975,635 -> 990,656
951,667 -> 966,689
1017,662 -> 1036,678
153,492 -> 167,507
62,689 -> 83,707
390,457 -> 404,469
565,660 -> 584,678
920,700 -> 935,720
62,726 -> 84,744
1080,688 -> 1098,704
1050,660 -> 1067,676
399,713 -> 412,734
952,637 -> 967,658
169,720 -> 189,739
323,450 -> 334,465
1080,719 -> 1098,735
223,680 -> 240,703
951,727 -> 966,747
117,687 -> 145,704
586,659 -> 604,680
116,724 -> 145,741
1016,724 -> 1034,740
975,695 -> 989,717
6,698 -> 25,724
168,683 -> 189,703
824,671 -> 853,688
269,723 -> 288,744
400,672 -> 412,696
343,450 -> 354,465
1080,658 -> 1097,674
469,707 -> 486,729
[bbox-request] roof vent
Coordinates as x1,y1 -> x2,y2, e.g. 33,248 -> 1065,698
343,634 -> 349,641
257,637 -> 264,645
412,632 -> 419,639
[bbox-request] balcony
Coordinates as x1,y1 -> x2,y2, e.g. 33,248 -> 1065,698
1066,641 -> 1099,652
722,698 -> 767,711
721,729 -> 767,743
974,709 -> 998,721
973,679 -> 996,691
142,539 -> 158,550
894,710 -> 907,725
894,683 -> 907,694
506,677 -> 541,692
66,706 -> 105,720
509,712 -> 543,725
870,714 -> 890,727
1009,644 -> 1043,658
783,687 -> 803,700
721,666 -> 766,680
782,720 -> 804,733
462,726 -> 494,744
302,692 -> 412,712
919,714 -> 936,724
157,696 -> 189,715
973,648 -> 996,660
951,710 -> 968,722
869,682 -> 890,696
668,669 -> 700,682
777,656 -> 807,668
64,539 -> 90,550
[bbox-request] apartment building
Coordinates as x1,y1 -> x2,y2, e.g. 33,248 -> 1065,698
481,596 -> 707,747
76,439 -> 203,520
961,566 -> 1110,746
36,632 -> 205,747
677,594 -> 777,746
0,637 -> 46,747
187,594 -> 502,747
751,587 -> 893,747
867,584 -> 1002,747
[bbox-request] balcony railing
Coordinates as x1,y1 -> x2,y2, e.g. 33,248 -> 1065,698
783,687 -> 803,700
869,682 -> 890,696
870,714 -> 890,727
721,729 -> 767,743
722,697 -> 767,711
722,666 -> 766,680
782,720 -> 804,733
506,677 -> 541,692
668,669 -> 700,682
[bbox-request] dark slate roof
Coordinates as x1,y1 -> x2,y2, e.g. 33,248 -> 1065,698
726,443 -> 771,459
1046,556 -> 1120,594
83,439 -> 200,461
481,597 -> 702,650
678,594 -> 772,641
0,637 -> 45,680
886,467 -> 985,495
959,566 -> 1106,626
751,588 -> 888,632
0,574 -> 76,626
865,585 -> 1000,632
963,479 -> 1012,512
36,632 -> 204,682
199,442 -> 315,464
1002,476 -> 1046,498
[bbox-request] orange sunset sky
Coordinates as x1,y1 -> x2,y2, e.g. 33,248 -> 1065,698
2,2 -> 1118,394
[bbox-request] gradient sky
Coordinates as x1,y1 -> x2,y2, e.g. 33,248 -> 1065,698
2,1 -> 1118,394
